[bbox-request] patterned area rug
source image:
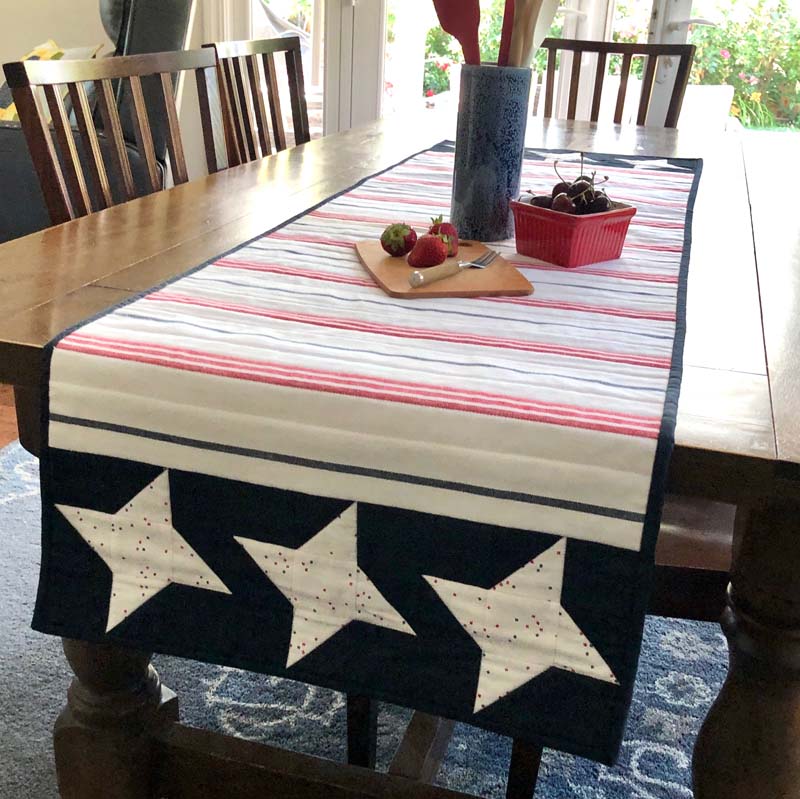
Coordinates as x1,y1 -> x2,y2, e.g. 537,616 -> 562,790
0,441 -> 727,798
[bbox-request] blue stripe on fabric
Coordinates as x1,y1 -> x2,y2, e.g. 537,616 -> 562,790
49,413 -> 646,524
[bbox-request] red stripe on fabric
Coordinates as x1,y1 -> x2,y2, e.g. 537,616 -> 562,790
214,258 -> 373,287
623,241 -> 683,253
630,220 -> 685,230
489,296 -> 676,321
509,260 -> 679,284
310,209 -> 431,226
267,231 -> 356,248
144,291 -> 670,369
212,256 -> 675,320
494,297 -> 676,321
346,191 -> 449,208
59,334 -> 661,432
374,174 -> 452,188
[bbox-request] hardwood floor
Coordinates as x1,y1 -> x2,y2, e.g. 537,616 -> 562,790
0,384 -> 19,448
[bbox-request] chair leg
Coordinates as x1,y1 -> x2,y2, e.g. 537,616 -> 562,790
506,739 -> 543,799
346,694 -> 377,769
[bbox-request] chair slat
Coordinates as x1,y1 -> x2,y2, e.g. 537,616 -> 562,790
7,78 -> 75,224
614,53 -> 633,124
159,72 -> 189,184
222,58 -> 249,161
128,75 -> 161,193
246,55 -> 271,157
590,52 -> 607,122
637,54 -> 658,126
94,78 -> 136,202
43,85 -> 92,216
68,81 -> 113,210
665,50 -> 694,127
231,57 -> 258,160
543,47 -> 557,118
285,47 -> 310,145
567,51 -> 583,120
262,52 -> 287,151
195,67 -> 219,174
213,59 -> 242,167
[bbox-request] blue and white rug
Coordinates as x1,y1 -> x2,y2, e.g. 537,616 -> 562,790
0,441 -> 727,798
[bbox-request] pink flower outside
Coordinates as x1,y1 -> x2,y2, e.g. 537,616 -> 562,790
749,76 -> 759,85
720,48 -> 731,59
426,89 -> 435,97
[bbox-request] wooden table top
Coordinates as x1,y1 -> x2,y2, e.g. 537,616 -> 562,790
0,116 -> 795,502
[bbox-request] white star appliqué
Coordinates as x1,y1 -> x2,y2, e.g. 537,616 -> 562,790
57,471 -> 231,632
236,503 -> 415,667
424,537 -> 618,713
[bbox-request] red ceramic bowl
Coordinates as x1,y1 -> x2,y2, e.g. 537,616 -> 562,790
510,199 -> 637,268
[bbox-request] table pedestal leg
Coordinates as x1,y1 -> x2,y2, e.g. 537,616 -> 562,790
54,639 -> 178,799
693,498 -> 800,798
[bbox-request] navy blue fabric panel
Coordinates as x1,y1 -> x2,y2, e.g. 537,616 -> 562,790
35,449 -> 642,763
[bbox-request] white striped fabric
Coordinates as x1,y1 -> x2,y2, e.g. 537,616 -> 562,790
48,146 -> 697,552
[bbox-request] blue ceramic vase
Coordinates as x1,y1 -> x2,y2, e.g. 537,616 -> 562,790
451,64 -> 532,242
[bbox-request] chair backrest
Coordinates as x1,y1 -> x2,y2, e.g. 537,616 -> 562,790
3,49 -> 219,226
205,36 -> 310,167
539,39 -> 696,127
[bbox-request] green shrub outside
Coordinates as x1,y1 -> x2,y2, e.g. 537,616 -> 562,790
689,0 -> 800,128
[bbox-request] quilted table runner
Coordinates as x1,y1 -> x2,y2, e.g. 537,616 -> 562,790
36,143 -> 701,764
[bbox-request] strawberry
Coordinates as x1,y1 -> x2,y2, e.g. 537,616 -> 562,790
380,223 -> 417,257
407,234 -> 448,268
428,215 -> 459,256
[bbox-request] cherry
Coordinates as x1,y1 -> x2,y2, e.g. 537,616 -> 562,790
531,195 -> 553,208
567,179 -> 592,197
552,193 -> 576,214
551,181 -> 570,198
586,192 -> 612,213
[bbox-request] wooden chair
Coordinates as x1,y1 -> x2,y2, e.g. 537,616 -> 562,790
2,49 -> 221,226
539,38 -> 696,127
204,36 -> 310,167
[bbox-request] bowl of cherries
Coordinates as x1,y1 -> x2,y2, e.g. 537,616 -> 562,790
510,158 -> 636,268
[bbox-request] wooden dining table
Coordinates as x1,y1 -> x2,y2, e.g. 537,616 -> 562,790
0,115 -> 798,799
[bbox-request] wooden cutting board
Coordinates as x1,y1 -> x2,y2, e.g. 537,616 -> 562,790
355,240 -> 534,299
